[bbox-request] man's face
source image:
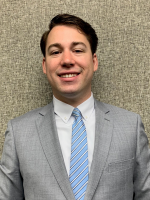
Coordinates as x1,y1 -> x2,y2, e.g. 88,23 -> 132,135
42,25 -> 98,104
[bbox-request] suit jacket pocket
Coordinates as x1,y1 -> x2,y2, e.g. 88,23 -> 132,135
108,157 -> 134,173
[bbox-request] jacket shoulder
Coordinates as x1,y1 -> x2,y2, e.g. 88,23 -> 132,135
10,102 -> 53,125
95,99 -> 139,120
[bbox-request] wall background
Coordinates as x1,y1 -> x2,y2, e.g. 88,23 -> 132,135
0,0 -> 150,157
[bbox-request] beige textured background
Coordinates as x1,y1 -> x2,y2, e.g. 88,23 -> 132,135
0,0 -> 150,157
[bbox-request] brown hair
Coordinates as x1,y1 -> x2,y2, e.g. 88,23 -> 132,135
40,14 -> 98,57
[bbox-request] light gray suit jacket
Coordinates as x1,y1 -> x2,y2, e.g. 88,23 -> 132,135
0,99 -> 150,200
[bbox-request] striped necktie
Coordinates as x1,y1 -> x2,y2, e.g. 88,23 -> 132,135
69,108 -> 89,200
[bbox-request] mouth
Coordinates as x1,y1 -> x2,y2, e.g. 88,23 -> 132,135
59,73 -> 79,78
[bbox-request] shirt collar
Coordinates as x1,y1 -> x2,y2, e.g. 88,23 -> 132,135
53,93 -> 95,123
77,93 -> 95,121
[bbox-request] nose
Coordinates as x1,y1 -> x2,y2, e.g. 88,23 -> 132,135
60,50 -> 75,67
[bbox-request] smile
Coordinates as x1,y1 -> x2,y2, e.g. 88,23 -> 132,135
60,74 -> 78,78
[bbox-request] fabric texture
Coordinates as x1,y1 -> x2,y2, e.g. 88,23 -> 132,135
0,0 -> 150,157
0,99 -> 150,200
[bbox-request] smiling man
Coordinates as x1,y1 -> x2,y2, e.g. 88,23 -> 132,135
0,14 -> 150,200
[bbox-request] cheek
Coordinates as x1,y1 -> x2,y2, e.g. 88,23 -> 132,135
82,56 -> 94,67
46,61 -> 57,74
76,58 -> 90,69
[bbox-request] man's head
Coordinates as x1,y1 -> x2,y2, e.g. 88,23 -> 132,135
40,14 -> 98,57
41,14 -> 98,106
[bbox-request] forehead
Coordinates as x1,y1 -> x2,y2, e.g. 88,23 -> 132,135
46,25 -> 90,47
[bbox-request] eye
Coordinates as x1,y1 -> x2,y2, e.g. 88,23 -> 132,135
51,50 -> 61,55
73,49 -> 84,53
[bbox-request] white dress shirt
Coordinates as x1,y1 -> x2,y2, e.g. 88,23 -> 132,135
53,93 -> 95,175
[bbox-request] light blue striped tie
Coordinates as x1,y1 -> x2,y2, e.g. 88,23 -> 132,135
69,108 -> 89,200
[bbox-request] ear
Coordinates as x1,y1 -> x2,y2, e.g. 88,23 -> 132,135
93,53 -> 98,72
42,57 -> 47,74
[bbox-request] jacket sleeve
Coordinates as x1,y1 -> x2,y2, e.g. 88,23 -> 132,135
133,115 -> 150,199
0,120 -> 24,200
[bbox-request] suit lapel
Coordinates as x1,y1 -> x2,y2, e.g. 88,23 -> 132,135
36,102 -> 75,200
85,100 -> 114,200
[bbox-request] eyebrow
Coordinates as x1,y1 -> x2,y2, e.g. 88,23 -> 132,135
47,42 -> 87,53
47,43 -> 62,53
71,42 -> 87,48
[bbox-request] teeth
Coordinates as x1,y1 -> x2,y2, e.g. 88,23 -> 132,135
60,74 -> 77,78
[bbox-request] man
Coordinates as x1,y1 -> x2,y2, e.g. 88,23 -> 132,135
0,14 -> 150,200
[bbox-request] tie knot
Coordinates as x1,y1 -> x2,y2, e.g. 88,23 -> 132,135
72,108 -> 82,120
